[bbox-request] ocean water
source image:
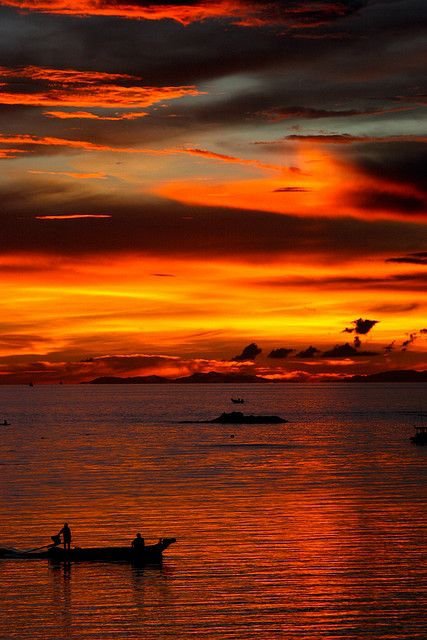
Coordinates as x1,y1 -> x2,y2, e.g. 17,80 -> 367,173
0,383 -> 425,639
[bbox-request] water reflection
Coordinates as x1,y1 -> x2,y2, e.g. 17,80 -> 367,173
45,561 -> 175,640
132,565 -> 177,634
50,563 -> 72,638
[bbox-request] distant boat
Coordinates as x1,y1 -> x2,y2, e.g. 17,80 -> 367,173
231,398 -> 244,404
1,420 -> 10,426
0,538 -> 176,564
410,425 -> 427,446
28,382 -> 34,387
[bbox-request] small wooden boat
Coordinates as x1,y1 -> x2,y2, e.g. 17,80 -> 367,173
231,398 -> 244,404
410,425 -> 427,446
0,538 -> 176,564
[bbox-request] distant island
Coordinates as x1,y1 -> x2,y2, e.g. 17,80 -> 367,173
87,369 -> 427,384
87,372 -> 268,384
347,369 -> 427,383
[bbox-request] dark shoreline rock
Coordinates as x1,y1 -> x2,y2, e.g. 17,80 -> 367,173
209,412 -> 287,424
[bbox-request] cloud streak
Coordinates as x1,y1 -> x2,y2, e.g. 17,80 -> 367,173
0,1 -> 363,28
44,110 -> 148,120
259,105 -> 410,121
35,214 -> 112,220
0,65 -> 200,108
29,169 -> 107,179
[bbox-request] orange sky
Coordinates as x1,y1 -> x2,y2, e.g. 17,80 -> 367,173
0,1 -> 425,382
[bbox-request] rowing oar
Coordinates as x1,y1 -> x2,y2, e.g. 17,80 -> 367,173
23,535 -> 61,553
22,543 -> 54,553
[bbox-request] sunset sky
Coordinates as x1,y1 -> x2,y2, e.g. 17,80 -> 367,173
0,0 -> 426,383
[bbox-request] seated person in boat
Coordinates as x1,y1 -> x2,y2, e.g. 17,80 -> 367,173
58,523 -> 72,551
131,532 -> 145,551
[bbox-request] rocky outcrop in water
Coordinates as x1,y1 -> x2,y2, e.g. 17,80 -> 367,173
209,412 -> 287,424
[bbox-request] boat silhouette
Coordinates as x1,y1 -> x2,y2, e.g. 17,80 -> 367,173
0,537 -> 176,564
410,425 -> 427,446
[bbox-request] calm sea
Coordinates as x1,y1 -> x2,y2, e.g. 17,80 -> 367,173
0,383 -> 425,639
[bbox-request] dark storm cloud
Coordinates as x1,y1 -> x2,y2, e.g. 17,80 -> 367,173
232,343 -> 262,361
151,273 -> 176,277
273,187 -> 310,193
350,190 -> 426,215
296,346 -> 320,358
267,348 -> 294,359
354,318 -> 379,334
1,179 -> 426,260
386,252 -> 427,265
322,343 -> 378,358
342,318 -> 378,335
347,142 -> 427,196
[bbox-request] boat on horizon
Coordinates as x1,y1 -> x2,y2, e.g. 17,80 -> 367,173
231,398 -> 244,404
0,537 -> 176,564
410,425 -> 427,446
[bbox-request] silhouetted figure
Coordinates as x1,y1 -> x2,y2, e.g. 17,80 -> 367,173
51,534 -> 62,547
58,523 -> 72,551
131,533 -> 145,552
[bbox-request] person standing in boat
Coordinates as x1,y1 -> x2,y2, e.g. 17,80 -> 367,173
58,523 -> 72,551
131,532 -> 145,552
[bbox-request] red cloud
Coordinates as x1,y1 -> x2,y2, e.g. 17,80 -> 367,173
0,66 -> 134,83
0,1 -> 262,23
35,214 -> 112,220
0,133 -> 123,156
44,110 -> 148,120
0,1 -> 360,28
0,66 -> 200,109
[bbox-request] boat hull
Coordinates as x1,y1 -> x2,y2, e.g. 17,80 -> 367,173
0,538 -> 176,563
